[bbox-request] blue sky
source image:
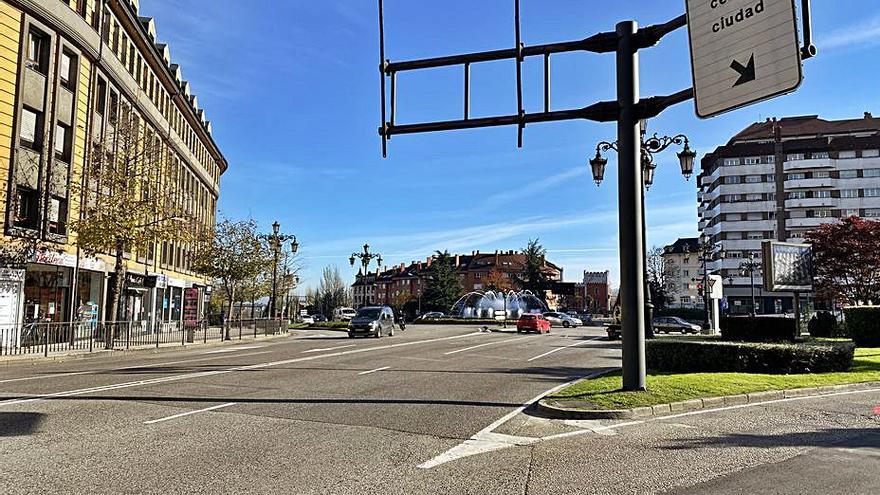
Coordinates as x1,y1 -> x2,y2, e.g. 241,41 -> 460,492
141,0 -> 880,290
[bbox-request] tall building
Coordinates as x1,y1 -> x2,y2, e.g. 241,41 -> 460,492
698,113 -> 880,314
0,0 -> 226,329
661,238 -> 701,309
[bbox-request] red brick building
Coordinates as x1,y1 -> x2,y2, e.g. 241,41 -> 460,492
583,271 -> 611,314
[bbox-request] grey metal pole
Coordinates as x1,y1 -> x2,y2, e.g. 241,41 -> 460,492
616,20 -> 646,391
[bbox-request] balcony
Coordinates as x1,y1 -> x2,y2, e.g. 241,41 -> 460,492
719,220 -> 775,232
719,239 -> 766,251
787,217 -> 834,229
786,197 -> 835,209
784,158 -> 835,171
784,178 -> 834,190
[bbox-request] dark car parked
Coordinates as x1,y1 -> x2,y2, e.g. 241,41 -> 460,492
348,306 -> 396,338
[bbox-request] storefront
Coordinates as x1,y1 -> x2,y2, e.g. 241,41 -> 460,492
26,251 -> 106,324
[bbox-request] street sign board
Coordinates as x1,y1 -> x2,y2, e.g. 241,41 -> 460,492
762,241 -> 813,292
685,0 -> 803,118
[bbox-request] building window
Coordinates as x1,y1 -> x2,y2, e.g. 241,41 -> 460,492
840,170 -> 859,179
844,209 -> 860,218
788,191 -> 807,200
865,188 -> 880,198
725,176 -> 741,184
14,187 -> 39,228
27,29 -> 48,74
865,169 -> 880,178
788,172 -> 806,180
864,150 -> 880,158
865,209 -> 880,218
812,151 -> 829,159
723,158 -> 739,166
767,193 -> 777,201
60,51 -> 77,90
815,190 -> 831,199
842,189 -> 858,198
54,123 -> 71,161
96,79 -> 107,115
791,231 -> 806,239
48,196 -> 68,235
744,157 -> 761,165
747,232 -> 765,240
745,193 -> 762,201
766,155 -> 775,163
682,270 -> 689,277
814,171 -> 831,179
786,153 -> 805,161
19,107 -> 41,149
839,151 -> 857,159
745,175 -> 762,183
814,210 -> 833,218
747,212 -> 763,221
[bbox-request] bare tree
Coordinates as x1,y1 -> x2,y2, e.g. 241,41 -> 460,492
646,246 -> 678,309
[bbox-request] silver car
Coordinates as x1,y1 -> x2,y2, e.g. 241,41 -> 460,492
653,316 -> 702,334
542,311 -> 583,328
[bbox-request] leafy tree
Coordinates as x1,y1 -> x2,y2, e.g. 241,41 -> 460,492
806,217 -> 880,305
422,250 -> 463,312
70,105 -> 193,348
515,239 -> 551,300
646,245 -> 677,309
191,217 -> 268,338
484,266 -> 514,293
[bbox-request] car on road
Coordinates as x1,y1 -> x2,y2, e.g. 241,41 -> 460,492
542,311 -> 583,328
653,316 -> 702,334
334,307 -> 357,321
517,314 -> 551,334
312,314 -> 328,323
348,306 -> 396,338
300,315 -> 315,325
415,312 -> 445,321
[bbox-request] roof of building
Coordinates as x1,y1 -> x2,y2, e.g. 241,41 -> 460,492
732,114 -> 880,143
664,237 -> 700,255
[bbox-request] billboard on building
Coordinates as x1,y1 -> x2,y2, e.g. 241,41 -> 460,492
762,241 -> 813,292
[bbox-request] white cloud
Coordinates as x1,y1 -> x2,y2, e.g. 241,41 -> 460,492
483,167 -> 585,206
820,15 -> 880,50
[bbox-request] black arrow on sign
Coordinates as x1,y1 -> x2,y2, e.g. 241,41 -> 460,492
730,54 -> 756,87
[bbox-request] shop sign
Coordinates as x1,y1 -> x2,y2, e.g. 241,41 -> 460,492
183,288 -> 200,327
33,251 -> 106,272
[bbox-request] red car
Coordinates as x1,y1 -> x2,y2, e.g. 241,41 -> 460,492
517,314 -> 551,334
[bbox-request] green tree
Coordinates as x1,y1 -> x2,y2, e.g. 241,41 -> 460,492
313,266 -> 351,318
515,239 -> 551,300
191,217 -> 268,338
806,217 -> 880,305
422,250 -> 463,312
71,106 -> 192,348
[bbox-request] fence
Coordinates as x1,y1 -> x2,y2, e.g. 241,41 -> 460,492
0,318 -> 287,357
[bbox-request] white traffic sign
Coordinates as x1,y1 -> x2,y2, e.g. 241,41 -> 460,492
686,0 -> 803,118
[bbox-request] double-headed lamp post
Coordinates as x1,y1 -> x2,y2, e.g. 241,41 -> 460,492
739,251 -> 761,316
260,221 -> 298,320
590,120 -> 697,338
687,236 -> 724,330
350,244 -> 383,306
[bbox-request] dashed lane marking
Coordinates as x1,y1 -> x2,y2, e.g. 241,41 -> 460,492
144,402 -> 236,424
358,366 -> 390,375
444,336 -> 533,355
526,336 -> 603,362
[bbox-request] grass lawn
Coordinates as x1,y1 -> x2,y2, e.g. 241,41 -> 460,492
549,347 -> 880,410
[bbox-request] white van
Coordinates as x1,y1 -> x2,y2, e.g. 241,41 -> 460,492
335,307 -> 357,321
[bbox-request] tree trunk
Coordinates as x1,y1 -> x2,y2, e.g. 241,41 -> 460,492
224,284 -> 235,340
106,239 -> 126,349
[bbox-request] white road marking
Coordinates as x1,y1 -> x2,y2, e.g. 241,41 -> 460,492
143,402 -> 236,424
417,368 -> 610,469
836,448 -> 880,458
302,344 -> 355,354
358,366 -> 390,375
444,336 -> 533,355
204,346 -> 263,354
526,336 -> 602,362
0,331 -> 486,408
0,370 -> 94,385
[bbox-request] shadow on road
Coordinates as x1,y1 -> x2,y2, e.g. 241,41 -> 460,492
0,412 -> 46,437
663,428 -> 880,450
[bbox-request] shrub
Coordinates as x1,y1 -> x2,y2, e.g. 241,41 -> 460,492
646,339 -> 855,374
808,311 -> 838,338
844,307 -> 880,347
720,316 -> 797,343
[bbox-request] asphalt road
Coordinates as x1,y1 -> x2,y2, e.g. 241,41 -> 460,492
0,324 -> 878,494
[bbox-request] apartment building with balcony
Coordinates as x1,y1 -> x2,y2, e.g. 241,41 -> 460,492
697,113 -> 880,314
0,0 -> 226,332
662,238 -> 701,308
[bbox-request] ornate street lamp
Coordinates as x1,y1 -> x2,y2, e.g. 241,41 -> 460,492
350,244 -> 383,306
258,221 -> 298,323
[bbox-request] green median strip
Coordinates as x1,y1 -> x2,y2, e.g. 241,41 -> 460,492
548,347 -> 880,411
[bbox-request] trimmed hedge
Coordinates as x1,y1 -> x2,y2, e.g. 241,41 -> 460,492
808,312 -> 838,338
646,339 -> 855,374
720,316 -> 797,343
844,307 -> 880,347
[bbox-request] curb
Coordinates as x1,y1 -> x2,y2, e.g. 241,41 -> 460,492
536,381 -> 880,420
0,332 -> 294,367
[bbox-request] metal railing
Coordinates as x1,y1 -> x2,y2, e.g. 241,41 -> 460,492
0,318 -> 288,357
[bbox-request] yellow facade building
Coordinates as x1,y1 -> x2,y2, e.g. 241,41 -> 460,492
0,0 -> 226,331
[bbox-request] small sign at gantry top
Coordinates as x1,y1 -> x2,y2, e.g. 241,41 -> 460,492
685,0 -> 803,118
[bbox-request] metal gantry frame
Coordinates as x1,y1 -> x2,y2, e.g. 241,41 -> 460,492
375,0 -> 815,391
